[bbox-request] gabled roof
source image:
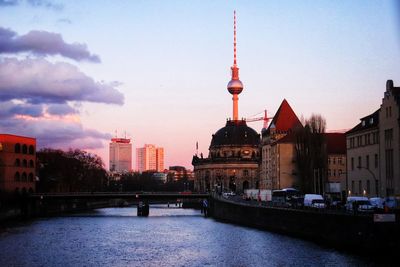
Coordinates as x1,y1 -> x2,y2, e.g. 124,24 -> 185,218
346,109 -> 380,135
325,133 -> 346,154
267,99 -> 303,133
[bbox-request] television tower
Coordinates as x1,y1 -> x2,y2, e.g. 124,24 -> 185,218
227,10 -> 244,121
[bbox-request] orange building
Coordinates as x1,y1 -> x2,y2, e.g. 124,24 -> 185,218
0,134 -> 36,193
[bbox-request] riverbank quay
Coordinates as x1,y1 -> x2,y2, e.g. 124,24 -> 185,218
209,195 -> 400,257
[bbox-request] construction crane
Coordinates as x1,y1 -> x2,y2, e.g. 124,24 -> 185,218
245,110 -> 273,129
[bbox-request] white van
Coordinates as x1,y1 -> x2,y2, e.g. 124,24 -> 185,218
304,194 -> 326,209
345,196 -> 372,212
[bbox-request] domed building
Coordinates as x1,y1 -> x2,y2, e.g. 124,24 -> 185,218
192,12 -> 260,193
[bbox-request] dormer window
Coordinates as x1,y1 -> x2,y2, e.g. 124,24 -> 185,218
362,120 -> 366,127
369,118 -> 374,124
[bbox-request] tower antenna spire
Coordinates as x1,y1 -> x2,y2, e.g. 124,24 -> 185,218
234,10 -> 237,67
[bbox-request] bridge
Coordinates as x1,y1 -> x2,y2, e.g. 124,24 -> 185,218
29,192 -> 209,201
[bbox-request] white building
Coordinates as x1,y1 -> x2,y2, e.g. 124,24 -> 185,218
136,144 -> 164,172
109,138 -> 132,173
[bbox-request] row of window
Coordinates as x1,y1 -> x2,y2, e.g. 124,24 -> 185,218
348,132 -> 379,149
14,172 -> 35,182
350,179 -> 377,196
328,169 -> 343,177
350,154 -> 378,170
14,159 -> 35,168
328,157 -> 344,165
14,143 -> 35,154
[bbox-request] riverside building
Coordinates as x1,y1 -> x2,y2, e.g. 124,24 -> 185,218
260,99 -> 303,190
192,11 -> 260,193
345,80 -> 400,198
0,134 -> 36,193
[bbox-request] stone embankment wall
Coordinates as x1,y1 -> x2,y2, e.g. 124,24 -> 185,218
210,197 -> 400,253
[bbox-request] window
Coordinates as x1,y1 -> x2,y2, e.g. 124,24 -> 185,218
367,180 -> 370,195
338,157 -> 343,165
28,145 -> 35,155
358,156 -> 361,168
23,159 -> 27,167
385,129 -> 393,148
333,158 -> 336,164
21,172 -> 27,182
366,155 -> 369,169
359,180 -> 362,195
15,143 -> 21,153
389,106 -> 392,117
15,158 -> 20,166
374,154 -> 378,168
328,158 -> 331,165
338,169 -> 342,176
328,169 -> 331,176
14,172 -> 20,182
351,181 -> 355,194
29,160 -> 34,168
351,158 -> 354,171
28,173 -> 34,182
22,144 -> 27,154
333,169 -> 336,177
243,170 -> 249,177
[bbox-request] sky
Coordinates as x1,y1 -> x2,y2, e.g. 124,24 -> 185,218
1,0 -> 400,170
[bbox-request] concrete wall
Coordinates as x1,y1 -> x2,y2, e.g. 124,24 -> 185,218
210,197 -> 400,253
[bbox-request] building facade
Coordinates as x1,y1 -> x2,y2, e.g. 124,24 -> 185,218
136,144 -> 164,172
346,110 -> 380,197
325,133 -> 346,197
109,138 -> 132,173
0,134 -> 36,193
260,99 -> 303,190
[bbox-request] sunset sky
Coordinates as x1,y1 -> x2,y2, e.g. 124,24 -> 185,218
1,0 -> 400,169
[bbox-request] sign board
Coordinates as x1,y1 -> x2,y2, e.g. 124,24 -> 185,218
373,214 -> 396,222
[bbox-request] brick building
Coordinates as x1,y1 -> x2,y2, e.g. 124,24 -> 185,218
0,134 -> 36,193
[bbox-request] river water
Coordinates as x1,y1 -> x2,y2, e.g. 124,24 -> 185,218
0,205 -> 384,266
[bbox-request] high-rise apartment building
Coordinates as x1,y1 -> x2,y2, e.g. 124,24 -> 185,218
109,138 -> 132,173
136,144 -> 164,172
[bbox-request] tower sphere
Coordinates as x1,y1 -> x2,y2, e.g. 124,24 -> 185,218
227,79 -> 243,95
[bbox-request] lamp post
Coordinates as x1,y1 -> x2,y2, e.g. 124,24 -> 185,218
357,166 -> 379,197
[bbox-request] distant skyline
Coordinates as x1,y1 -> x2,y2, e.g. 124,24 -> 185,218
1,0 -> 400,169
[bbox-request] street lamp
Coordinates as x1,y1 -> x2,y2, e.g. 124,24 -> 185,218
357,166 -> 379,197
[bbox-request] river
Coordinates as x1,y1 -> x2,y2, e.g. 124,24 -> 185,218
0,205 -> 384,266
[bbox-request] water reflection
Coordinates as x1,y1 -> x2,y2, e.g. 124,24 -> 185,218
0,205 -> 381,266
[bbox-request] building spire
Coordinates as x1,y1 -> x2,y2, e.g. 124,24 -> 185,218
233,10 -> 237,67
227,10 -> 243,121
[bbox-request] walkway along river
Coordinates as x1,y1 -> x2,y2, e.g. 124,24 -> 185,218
0,205 -> 388,266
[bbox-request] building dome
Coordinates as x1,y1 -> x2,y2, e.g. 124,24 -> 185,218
210,120 -> 260,148
227,79 -> 243,95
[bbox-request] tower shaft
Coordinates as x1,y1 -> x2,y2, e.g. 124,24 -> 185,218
233,94 -> 239,121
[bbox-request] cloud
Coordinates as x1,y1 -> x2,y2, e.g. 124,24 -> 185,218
57,18 -> 72,24
27,0 -> 63,10
0,0 -> 63,10
0,117 -> 111,149
46,103 -> 78,115
0,0 -> 18,6
0,58 -> 124,104
0,27 -> 100,62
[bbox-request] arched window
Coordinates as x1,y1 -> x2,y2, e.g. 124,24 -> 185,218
21,172 -> 27,182
22,144 -> 28,154
28,173 -> 34,182
23,159 -> 27,167
29,145 -> 35,155
14,172 -> 20,182
29,160 -> 34,168
15,158 -> 21,166
15,143 -> 21,153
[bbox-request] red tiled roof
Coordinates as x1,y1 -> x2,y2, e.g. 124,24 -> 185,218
325,133 -> 346,154
269,99 -> 303,132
